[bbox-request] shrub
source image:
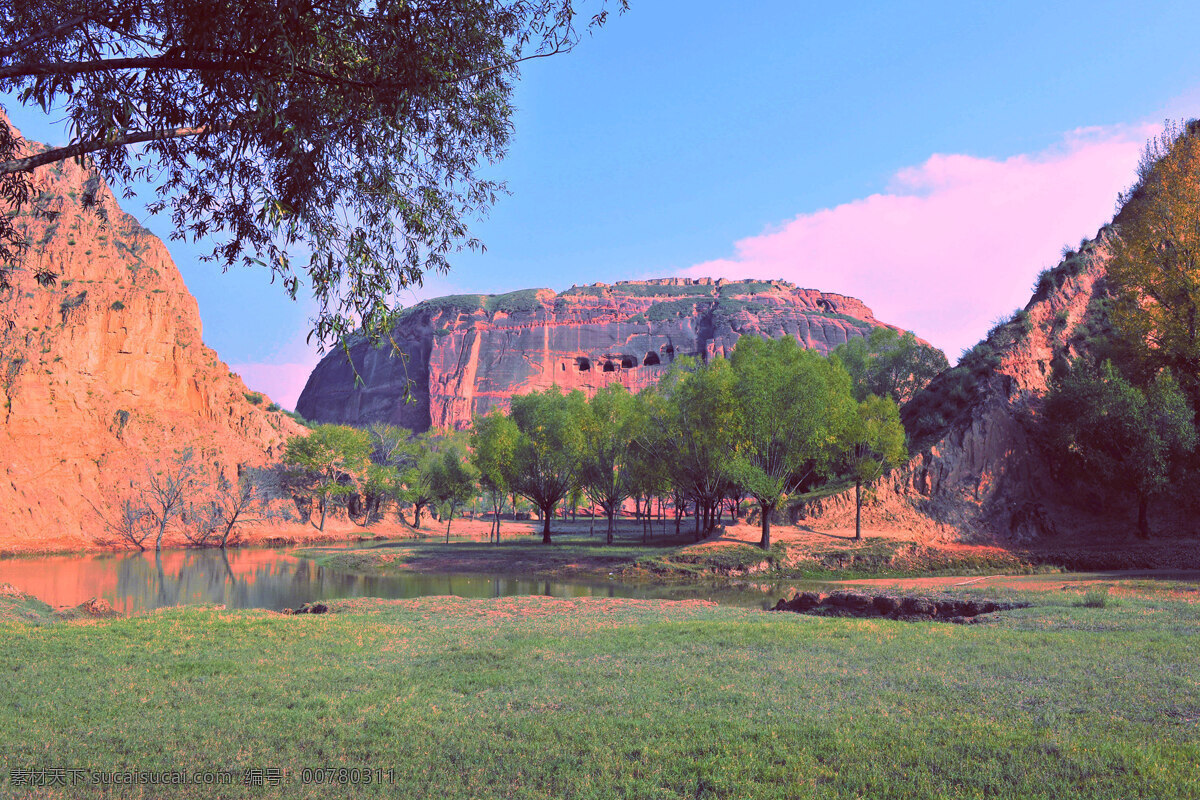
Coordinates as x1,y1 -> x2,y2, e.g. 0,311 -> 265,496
59,291 -> 88,316
244,391 -> 264,405
1080,586 -> 1112,608
484,288 -> 543,315
110,300 -> 125,311
267,402 -> 282,412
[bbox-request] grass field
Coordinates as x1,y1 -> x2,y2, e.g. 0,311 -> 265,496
2,584 -> 1198,798
298,521 -> 1041,583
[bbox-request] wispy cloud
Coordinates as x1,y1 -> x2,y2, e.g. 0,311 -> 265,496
680,124 -> 1155,361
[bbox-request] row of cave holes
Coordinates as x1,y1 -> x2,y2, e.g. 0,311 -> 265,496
568,344 -> 675,373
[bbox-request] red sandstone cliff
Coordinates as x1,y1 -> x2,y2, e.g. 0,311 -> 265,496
296,278 -> 919,430
0,130 -> 304,552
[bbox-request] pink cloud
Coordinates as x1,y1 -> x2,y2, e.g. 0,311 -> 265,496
230,361 -> 320,412
681,125 -> 1155,361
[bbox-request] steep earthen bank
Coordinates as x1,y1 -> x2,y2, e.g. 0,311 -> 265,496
0,130 -> 306,553
804,228 -> 1189,546
296,279 -> 918,431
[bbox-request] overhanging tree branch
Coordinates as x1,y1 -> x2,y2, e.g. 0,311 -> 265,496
0,123 -> 231,175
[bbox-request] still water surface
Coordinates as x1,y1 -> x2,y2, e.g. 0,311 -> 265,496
0,544 -> 785,614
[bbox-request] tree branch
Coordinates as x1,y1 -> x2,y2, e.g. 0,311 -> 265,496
0,123 -> 229,175
0,14 -> 91,60
0,53 -> 375,88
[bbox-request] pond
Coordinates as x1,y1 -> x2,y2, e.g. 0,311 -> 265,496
0,544 -> 791,614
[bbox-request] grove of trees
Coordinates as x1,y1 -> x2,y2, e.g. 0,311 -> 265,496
259,333 -> 913,549
1041,120 -> 1200,537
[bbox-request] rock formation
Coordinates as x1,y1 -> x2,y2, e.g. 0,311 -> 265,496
0,127 -> 304,552
297,279 -> 918,430
807,229 -> 1118,542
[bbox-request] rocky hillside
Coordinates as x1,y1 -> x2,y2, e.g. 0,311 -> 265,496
814,230 -> 1117,542
0,130 -> 304,552
297,278 -> 920,430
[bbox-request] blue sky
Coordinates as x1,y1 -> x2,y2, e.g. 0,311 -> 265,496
8,1 -> 1200,408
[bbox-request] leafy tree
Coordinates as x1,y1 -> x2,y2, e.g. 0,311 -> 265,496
281,424 -> 371,530
405,429 -> 459,529
727,336 -> 857,549
832,327 -> 948,404
509,386 -> 586,544
1044,359 -> 1196,537
363,423 -> 420,522
471,411 -> 520,543
655,356 -> 740,540
0,0 -> 624,341
1108,120 -> 1200,408
424,433 -> 478,541
577,382 -> 645,544
840,395 -> 907,541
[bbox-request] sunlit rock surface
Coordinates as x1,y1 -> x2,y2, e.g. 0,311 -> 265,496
0,124 -> 303,551
297,278 -> 915,431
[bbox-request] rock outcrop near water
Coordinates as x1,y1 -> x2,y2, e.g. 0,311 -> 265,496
297,279 -> 916,431
0,126 -> 303,552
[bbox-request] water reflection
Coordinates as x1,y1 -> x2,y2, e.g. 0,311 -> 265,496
0,546 -> 782,614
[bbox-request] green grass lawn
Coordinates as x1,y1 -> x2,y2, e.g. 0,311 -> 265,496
1,589 -> 1198,798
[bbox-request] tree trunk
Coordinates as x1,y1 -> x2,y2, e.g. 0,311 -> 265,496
855,480 -> 862,541
542,507 -> 553,544
1137,493 -> 1150,539
760,501 -> 771,550
606,509 -> 614,545
693,500 -> 701,539
413,502 -> 422,530
445,509 -> 453,543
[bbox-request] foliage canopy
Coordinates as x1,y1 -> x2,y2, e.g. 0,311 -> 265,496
0,0 -> 623,343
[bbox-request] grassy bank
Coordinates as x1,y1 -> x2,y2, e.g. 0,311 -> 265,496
298,523 -> 1041,583
2,588 -> 1198,798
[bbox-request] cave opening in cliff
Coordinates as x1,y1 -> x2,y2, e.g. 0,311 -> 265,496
577,357 -> 591,372
602,360 -> 616,372
662,344 -> 675,361
620,355 -> 635,369
643,351 -> 660,366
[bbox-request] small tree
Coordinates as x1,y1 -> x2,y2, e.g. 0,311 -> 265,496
727,336 -> 857,549
143,448 -> 203,551
281,425 -> 371,530
578,383 -> 645,544
426,439 -> 479,542
197,469 -> 278,549
471,412 -> 520,543
840,395 -> 907,541
90,496 -> 154,551
1044,359 -> 1196,537
509,386 -> 586,544
832,327 -> 949,404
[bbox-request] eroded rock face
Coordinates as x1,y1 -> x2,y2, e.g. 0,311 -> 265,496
0,126 -> 304,552
803,229 -> 1118,542
297,279 -> 915,430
